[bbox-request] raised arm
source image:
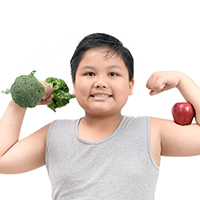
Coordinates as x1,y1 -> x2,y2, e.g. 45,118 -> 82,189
0,101 -> 26,157
176,73 -> 200,125
146,71 -> 200,161
146,71 -> 200,125
0,81 -> 53,174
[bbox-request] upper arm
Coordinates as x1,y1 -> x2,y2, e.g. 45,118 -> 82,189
152,117 -> 200,157
0,123 -> 51,174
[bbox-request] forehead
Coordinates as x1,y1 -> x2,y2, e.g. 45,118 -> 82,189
79,47 -> 125,66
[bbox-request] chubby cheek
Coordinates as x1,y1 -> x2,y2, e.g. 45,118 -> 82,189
73,81 -> 89,103
114,84 -> 130,104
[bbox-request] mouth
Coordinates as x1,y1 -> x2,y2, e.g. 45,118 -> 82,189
90,94 -> 112,97
90,93 -> 112,100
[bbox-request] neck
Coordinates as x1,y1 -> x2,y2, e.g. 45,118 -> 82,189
78,113 -> 123,142
83,112 -> 123,126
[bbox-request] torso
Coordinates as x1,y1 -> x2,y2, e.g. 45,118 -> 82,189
46,116 -> 159,199
78,116 -> 161,167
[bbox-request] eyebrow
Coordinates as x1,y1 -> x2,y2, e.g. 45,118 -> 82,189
107,65 -> 123,70
80,65 -> 123,71
80,66 -> 95,70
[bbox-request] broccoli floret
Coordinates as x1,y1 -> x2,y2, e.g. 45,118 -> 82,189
45,77 -> 75,112
3,70 -> 45,108
2,71 -> 75,111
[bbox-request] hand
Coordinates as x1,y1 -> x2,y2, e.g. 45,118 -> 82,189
146,71 -> 183,95
38,80 -> 53,105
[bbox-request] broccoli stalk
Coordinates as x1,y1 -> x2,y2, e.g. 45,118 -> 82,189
2,71 -> 75,112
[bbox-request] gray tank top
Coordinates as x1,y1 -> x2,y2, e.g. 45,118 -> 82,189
46,116 -> 159,200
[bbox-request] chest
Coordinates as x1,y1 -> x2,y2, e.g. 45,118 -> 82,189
48,134 -> 152,189
46,117 -> 159,199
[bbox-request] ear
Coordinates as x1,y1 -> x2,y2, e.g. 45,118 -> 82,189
72,81 -> 76,96
129,78 -> 135,95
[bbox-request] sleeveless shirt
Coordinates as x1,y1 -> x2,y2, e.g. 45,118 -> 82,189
46,116 -> 159,200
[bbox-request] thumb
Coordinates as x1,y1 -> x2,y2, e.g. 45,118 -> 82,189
149,84 -> 165,96
149,90 -> 159,96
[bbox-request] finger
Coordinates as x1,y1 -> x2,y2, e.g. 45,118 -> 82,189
46,94 -> 53,104
149,83 -> 167,95
39,94 -> 53,105
149,90 -> 159,96
160,83 -> 165,90
41,82 -> 53,100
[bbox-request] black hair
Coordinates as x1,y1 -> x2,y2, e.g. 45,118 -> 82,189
70,33 -> 134,82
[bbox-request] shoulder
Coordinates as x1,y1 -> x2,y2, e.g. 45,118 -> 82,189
122,115 -> 151,132
47,118 -> 79,140
123,115 -> 150,124
49,118 -> 79,130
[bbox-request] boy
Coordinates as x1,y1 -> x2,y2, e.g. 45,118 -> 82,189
0,33 -> 200,199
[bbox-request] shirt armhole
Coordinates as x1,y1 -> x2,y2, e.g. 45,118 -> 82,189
45,120 -> 57,171
146,116 -> 159,170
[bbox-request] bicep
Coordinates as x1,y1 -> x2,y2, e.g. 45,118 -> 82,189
0,123 -> 51,174
155,118 -> 200,157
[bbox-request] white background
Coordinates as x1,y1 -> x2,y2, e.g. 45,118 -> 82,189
0,0 -> 200,199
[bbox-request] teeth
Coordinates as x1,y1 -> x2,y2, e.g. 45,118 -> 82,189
92,94 -> 110,97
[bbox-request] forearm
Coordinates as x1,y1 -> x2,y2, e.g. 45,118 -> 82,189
177,72 -> 200,125
0,100 -> 26,157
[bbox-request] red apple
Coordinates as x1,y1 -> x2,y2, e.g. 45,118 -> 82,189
172,102 -> 195,125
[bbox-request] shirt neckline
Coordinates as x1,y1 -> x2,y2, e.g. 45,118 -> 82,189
75,116 -> 126,145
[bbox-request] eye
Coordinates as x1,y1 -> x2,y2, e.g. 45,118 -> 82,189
108,72 -> 118,76
85,72 -> 95,76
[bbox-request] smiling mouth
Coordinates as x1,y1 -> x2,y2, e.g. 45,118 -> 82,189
90,94 -> 112,98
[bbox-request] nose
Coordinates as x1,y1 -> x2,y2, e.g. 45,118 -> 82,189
94,75 -> 108,89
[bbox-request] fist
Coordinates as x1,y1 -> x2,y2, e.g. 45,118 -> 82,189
39,80 -> 53,105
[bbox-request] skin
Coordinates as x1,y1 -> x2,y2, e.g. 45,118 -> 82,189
73,48 -> 134,141
1,47 -> 200,174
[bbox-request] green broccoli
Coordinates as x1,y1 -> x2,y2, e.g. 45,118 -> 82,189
2,71 -> 75,112
45,77 -> 75,112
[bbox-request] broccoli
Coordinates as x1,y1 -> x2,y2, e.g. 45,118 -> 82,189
45,77 -> 75,112
2,70 -> 75,112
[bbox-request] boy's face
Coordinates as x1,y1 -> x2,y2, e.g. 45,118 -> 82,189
73,48 -> 134,116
